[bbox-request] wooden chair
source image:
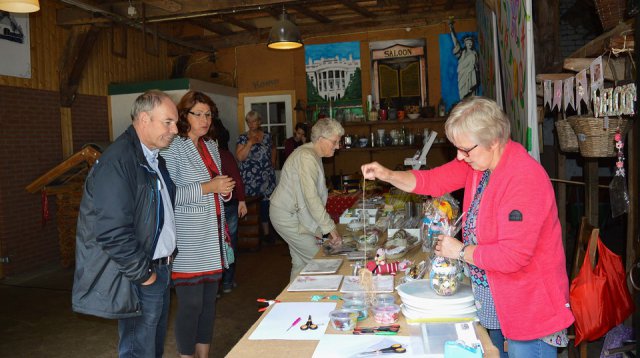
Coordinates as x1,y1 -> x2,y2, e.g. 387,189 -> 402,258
237,196 -> 262,252
568,216 -> 600,358
341,172 -> 362,192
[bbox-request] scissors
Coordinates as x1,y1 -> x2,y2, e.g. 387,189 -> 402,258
357,344 -> 406,356
299,315 -> 318,330
353,324 -> 401,334
256,298 -> 280,312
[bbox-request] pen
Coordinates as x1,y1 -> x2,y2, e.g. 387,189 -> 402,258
286,317 -> 302,332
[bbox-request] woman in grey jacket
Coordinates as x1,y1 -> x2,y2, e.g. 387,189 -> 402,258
270,118 -> 344,281
161,91 -> 235,358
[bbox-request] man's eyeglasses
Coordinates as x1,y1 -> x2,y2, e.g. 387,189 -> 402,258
189,111 -> 212,119
456,144 -> 478,157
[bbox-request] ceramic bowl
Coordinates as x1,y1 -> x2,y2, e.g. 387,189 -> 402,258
407,113 -> 420,120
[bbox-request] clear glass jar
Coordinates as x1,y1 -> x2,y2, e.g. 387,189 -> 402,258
429,256 -> 460,296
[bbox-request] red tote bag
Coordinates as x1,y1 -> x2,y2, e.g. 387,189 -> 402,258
569,237 -> 634,345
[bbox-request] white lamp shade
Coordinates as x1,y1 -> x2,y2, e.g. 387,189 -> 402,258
0,0 -> 40,13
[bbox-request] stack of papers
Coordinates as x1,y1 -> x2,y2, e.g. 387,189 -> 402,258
340,275 -> 395,293
300,259 -> 343,275
287,275 -> 343,292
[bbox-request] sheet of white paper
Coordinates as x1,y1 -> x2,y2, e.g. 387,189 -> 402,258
312,334 -> 416,358
300,259 -> 344,275
341,275 -> 395,293
287,275 -> 344,291
249,302 -> 337,340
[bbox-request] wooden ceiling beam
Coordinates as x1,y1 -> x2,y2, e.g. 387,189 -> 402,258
59,24 -> 101,107
397,0 -> 409,14
221,15 -> 258,31
289,4 -> 332,24
191,18 -> 235,35
338,0 -> 376,18
143,0 -> 182,13
198,7 -> 474,49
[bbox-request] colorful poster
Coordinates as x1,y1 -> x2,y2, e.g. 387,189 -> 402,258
475,1 -> 498,102
0,11 -> 31,78
495,0 -> 538,159
305,41 -> 362,121
439,22 -> 481,112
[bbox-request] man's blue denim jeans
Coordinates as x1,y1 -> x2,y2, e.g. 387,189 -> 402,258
117,264 -> 171,358
222,201 -> 239,289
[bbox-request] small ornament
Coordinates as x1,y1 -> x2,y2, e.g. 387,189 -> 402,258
614,126 -> 625,178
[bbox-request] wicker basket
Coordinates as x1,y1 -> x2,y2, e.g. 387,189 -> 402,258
594,0 -> 625,30
555,119 -> 579,153
567,116 -> 630,157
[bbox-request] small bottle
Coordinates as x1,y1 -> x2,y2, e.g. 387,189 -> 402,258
370,132 -> 375,147
438,99 -> 446,117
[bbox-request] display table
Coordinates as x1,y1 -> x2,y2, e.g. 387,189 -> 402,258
226,224 -> 499,357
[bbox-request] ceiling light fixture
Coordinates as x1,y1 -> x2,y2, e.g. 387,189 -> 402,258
267,7 -> 303,50
0,0 -> 40,13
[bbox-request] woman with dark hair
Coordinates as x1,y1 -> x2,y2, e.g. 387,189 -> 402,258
283,122 -> 308,163
161,91 -> 235,358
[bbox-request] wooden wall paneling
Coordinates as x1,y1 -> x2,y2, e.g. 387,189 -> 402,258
59,25 -> 101,107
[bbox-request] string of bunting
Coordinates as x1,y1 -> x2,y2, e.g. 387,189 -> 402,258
543,55 -> 636,117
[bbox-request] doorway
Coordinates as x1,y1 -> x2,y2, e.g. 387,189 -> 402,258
239,91 -> 295,174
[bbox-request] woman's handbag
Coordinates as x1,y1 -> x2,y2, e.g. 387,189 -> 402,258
223,225 -> 235,266
569,238 -> 634,345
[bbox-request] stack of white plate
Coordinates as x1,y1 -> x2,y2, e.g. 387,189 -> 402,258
396,279 -> 477,323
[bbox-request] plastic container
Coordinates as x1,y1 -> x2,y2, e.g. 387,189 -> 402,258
342,292 -> 366,305
343,301 -> 368,321
370,303 -> 401,324
375,293 -> 395,305
329,309 -> 358,331
429,256 -> 460,296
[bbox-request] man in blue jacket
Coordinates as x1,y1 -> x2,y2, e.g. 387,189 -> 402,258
72,90 -> 179,357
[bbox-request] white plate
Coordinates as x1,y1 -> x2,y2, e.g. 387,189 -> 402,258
401,304 -> 477,323
396,279 -> 474,307
401,302 -> 477,315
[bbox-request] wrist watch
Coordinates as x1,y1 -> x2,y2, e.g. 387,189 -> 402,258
458,243 -> 469,261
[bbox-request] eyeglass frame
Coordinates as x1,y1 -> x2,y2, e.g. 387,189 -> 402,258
455,144 -> 478,157
321,136 -> 341,147
188,111 -> 212,119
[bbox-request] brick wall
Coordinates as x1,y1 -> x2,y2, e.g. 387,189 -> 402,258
559,0 -> 599,59
0,85 -> 109,276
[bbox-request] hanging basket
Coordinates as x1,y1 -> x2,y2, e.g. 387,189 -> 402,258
593,0 -> 625,31
567,116 -> 630,157
555,119 -> 579,153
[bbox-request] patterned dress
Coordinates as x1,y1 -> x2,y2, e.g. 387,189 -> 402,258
237,131 -> 277,200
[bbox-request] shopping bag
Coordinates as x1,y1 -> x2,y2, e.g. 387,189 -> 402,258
569,237 -> 634,345
596,240 -> 634,325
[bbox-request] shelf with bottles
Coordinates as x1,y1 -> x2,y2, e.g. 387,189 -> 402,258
336,142 -> 451,153
341,117 -> 446,127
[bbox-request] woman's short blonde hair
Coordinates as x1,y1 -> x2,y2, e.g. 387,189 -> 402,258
444,96 -> 511,147
245,110 -> 261,123
310,118 -> 345,142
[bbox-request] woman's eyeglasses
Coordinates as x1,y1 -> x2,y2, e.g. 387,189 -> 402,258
456,144 -> 478,157
189,111 -> 212,119
322,136 -> 341,147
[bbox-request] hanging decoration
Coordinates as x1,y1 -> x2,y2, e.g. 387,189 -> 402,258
609,126 -> 630,218
552,79 -> 563,112
563,77 -> 575,112
575,69 -> 589,115
543,80 -> 552,110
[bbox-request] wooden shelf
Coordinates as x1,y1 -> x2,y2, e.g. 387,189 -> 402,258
342,117 -> 446,127
337,143 -> 450,153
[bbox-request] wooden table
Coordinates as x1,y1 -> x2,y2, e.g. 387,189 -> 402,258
227,225 -> 499,357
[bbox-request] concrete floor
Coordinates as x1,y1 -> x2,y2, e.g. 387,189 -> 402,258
0,241 -> 292,358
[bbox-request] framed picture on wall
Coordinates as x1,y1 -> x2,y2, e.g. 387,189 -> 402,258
0,11 -> 30,78
439,20 -> 481,112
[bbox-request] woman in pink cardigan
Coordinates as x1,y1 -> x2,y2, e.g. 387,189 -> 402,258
362,97 -> 574,358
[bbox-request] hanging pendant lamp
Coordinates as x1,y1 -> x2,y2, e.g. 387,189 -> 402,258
267,8 -> 303,50
0,0 -> 40,13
